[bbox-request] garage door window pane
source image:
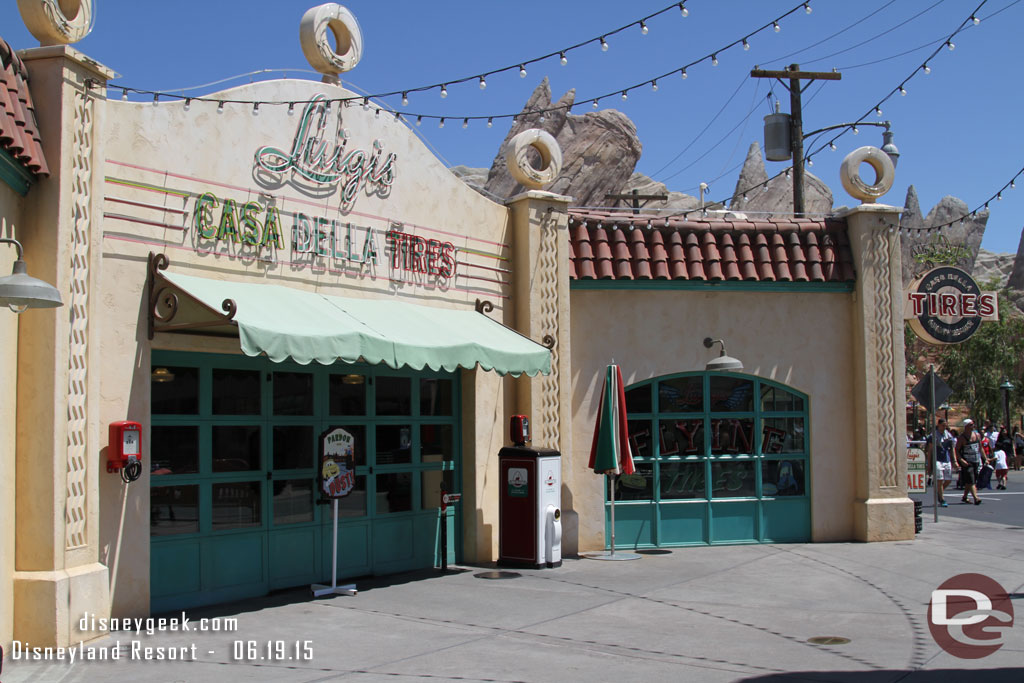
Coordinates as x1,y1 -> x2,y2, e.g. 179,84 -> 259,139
212,425 -> 261,472
273,479 -> 314,524
213,369 -> 261,415
151,366 -> 198,414
762,459 -> 806,497
151,426 -> 199,475
212,481 -> 262,529
151,485 -> 199,536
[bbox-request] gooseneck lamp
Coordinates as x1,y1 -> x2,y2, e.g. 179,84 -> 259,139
0,238 -> 63,313
703,337 -> 744,372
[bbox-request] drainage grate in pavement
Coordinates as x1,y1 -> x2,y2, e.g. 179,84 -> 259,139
474,571 -> 522,580
807,636 -> 851,645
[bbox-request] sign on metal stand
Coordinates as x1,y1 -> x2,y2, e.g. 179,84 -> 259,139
312,427 -> 358,597
439,485 -> 461,572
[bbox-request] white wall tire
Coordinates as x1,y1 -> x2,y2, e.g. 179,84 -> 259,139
840,146 -> 895,202
16,0 -> 93,45
505,129 -> 563,189
300,3 -> 363,75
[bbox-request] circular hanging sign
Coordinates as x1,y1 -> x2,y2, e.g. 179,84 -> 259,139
320,427 -> 356,498
905,266 -> 998,345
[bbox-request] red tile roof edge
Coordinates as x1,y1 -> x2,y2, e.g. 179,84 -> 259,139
0,37 -> 49,177
567,210 -> 855,284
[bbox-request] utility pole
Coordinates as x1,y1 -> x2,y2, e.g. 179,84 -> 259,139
750,64 -> 841,217
604,188 -> 668,215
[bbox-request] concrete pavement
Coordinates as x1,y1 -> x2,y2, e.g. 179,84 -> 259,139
3,512 -> 1023,682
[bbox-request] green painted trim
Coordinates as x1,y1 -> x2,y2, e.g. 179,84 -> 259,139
571,279 -> 854,293
0,148 -> 33,196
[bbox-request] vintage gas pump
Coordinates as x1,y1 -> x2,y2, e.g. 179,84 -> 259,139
498,415 -> 562,568
108,421 -> 143,483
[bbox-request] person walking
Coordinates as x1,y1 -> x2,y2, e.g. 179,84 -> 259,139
926,418 -> 955,507
993,430 -> 1010,490
956,419 -> 983,505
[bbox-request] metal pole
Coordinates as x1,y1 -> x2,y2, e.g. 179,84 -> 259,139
930,365 -> 938,523
789,64 -> 805,217
331,498 -> 339,589
608,475 -> 616,556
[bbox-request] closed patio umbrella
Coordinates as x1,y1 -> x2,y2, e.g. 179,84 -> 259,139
584,364 -> 641,560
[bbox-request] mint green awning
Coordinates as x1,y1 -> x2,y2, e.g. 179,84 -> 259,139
160,271 -> 550,376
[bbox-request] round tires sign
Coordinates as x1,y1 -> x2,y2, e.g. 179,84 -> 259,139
906,266 -> 998,345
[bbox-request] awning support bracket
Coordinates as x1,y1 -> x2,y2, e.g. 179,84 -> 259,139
147,252 -> 237,339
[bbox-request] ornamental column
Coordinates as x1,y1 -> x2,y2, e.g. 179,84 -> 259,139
13,45 -> 115,646
503,129 -> 576,552
841,196 -> 913,540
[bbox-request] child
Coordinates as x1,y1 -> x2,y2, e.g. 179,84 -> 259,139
993,436 -> 1010,490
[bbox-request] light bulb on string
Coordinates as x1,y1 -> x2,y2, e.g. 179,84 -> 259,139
998,193 -> 1003,201
852,126 -> 859,135
287,102 -> 295,115
829,142 -> 837,151
439,118 -> 445,128
773,21 -> 780,32
600,37 -> 609,51
651,80 -> 658,92
711,53 -> 719,66
972,15 -> 980,24
946,41 -> 955,51
742,38 -> 750,51
183,98 -> 191,111
875,107 -> 882,117
592,99 -> 599,109
121,89 -> 128,101
621,91 -> 628,101
640,21 -> 648,35
487,117 -> 493,128
252,102 -> 259,116
461,118 -> 468,129
401,92 -> 409,106
1012,180 -> 1017,189
807,157 -> 813,167
679,3 -> 688,17
785,169 -> 791,179
680,68 -> 688,79
559,52 -> 567,66
804,3 -> 812,14
440,85 -> 448,98
416,115 -> 422,126
152,93 -> 159,106
479,76 -> 487,90
217,101 -> 225,114
899,86 -> 906,96
923,64 -> 931,74
519,65 -> 527,78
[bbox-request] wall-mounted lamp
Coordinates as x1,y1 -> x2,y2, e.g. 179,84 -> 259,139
151,367 -> 176,383
0,238 -> 63,313
703,337 -> 744,372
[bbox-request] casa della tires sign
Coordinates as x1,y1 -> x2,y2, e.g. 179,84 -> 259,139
905,266 -> 998,345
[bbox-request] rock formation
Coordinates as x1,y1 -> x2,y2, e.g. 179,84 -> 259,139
482,79 -> 642,205
899,186 -> 989,285
729,142 -> 832,214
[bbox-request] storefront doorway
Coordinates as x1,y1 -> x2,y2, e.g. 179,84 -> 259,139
614,372 -> 810,547
149,351 -> 459,612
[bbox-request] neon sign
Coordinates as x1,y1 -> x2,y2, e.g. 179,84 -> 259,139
254,94 -> 397,205
189,191 -> 457,283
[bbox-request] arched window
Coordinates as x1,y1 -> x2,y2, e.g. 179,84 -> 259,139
610,372 -> 810,546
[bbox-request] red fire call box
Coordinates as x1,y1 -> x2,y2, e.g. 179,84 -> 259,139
510,415 -> 530,446
107,421 -> 142,473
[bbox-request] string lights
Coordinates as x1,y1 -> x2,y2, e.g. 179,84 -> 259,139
111,1 -> 811,129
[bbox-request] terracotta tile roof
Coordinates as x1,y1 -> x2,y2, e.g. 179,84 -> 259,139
568,209 -> 855,283
0,37 -> 49,176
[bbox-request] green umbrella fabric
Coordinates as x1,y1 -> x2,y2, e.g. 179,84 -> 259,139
588,364 -> 636,475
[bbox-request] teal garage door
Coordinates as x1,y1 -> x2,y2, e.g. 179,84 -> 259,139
149,351 -> 459,612
610,372 -> 810,547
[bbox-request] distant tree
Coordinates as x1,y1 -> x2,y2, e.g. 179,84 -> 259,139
937,286 -> 1024,425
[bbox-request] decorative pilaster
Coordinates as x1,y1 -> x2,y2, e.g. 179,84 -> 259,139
13,45 -> 114,647
842,203 -> 913,541
506,191 -> 572,455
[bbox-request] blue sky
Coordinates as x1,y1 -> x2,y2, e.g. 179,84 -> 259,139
3,0 -> 1022,253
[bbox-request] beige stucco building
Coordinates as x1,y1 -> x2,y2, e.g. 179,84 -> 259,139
0,7 -> 913,651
